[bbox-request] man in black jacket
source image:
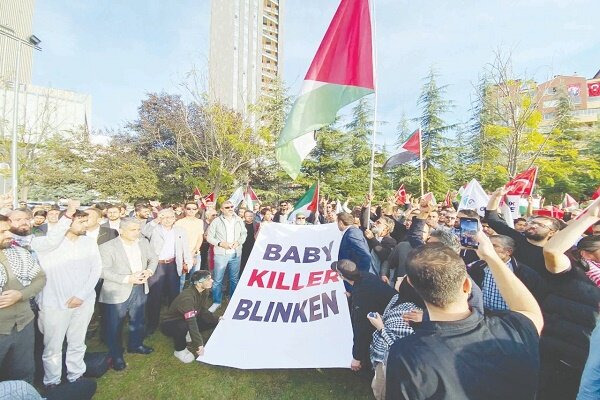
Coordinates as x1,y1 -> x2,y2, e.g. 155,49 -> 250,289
485,187 -> 561,276
467,235 -> 548,310
331,259 -> 396,374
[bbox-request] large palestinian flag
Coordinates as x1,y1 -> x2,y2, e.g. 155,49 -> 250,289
276,0 -> 375,179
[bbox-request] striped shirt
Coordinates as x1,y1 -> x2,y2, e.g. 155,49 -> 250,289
482,260 -> 514,311
585,260 -> 600,288
370,295 -> 420,366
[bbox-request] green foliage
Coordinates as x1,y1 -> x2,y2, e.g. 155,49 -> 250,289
414,67 -> 456,196
24,132 -> 160,203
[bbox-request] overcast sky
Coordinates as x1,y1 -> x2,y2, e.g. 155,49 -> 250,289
32,0 -> 600,147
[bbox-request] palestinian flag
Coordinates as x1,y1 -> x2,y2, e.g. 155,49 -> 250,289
288,182 -> 320,222
244,185 -> 259,211
383,129 -> 421,171
276,0 -> 374,179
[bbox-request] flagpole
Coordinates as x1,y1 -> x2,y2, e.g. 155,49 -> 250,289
419,125 -> 424,196
367,0 -> 378,199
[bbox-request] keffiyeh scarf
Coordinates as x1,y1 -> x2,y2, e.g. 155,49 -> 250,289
0,246 -> 41,289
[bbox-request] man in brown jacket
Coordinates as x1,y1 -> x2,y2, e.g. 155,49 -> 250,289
0,214 -> 46,383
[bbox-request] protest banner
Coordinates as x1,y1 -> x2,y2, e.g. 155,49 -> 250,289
198,223 -> 353,369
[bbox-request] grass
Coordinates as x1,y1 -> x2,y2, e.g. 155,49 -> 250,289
87,309 -> 374,400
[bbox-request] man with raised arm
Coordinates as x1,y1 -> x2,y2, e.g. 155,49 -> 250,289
486,187 -> 561,275
385,234 -> 543,400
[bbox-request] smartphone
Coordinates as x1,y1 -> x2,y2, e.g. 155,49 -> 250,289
459,217 -> 479,249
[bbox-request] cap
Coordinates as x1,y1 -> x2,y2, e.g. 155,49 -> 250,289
330,259 -> 361,281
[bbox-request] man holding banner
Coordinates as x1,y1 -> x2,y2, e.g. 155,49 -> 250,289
331,259 -> 396,374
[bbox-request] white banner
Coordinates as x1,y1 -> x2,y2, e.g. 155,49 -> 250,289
457,179 -> 489,217
505,194 -> 522,219
198,223 -> 353,369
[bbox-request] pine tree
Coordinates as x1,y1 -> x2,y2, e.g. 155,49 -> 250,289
415,67 -> 456,196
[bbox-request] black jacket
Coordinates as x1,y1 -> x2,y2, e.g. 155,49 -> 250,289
350,272 -> 397,364
366,235 -> 397,264
97,226 -> 119,246
539,262 -> 600,369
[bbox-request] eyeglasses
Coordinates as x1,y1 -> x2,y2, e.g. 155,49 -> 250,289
528,221 -> 552,229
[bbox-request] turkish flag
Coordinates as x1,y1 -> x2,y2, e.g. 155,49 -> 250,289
592,186 -> 600,200
588,82 -> 600,97
394,184 -> 407,205
504,167 -> 538,196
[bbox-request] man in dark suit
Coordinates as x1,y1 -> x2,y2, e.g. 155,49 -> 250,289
337,212 -> 371,272
99,218 -> 158,370
86,208 -> 118,245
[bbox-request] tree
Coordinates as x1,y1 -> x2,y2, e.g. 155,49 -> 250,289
415,67 -> 456,195
475,51 -> 546,179
123,88 -> 265,201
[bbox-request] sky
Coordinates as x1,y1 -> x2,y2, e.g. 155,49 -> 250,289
32,0 -> 600,148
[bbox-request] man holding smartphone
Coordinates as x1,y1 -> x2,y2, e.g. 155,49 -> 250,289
385,234 -> 543,399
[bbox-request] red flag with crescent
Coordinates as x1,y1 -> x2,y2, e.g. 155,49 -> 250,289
504,167 -> 538,196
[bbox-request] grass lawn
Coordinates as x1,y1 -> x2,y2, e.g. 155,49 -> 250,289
87,311 -> 374,399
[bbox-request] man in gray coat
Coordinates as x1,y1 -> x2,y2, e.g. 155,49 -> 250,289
142,208 -> 192,334
99,219 -> 158,371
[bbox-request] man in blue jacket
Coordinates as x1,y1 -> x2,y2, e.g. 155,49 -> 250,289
337,212 -> 371,272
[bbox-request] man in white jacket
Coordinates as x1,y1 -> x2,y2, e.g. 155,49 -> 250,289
35,210 -> 102,387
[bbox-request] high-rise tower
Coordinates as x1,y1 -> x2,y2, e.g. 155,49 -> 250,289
209,0 -> 284,114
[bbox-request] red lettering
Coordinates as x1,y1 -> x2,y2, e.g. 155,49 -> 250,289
307,270 -> 324,287
248,269 -> 267,288
291,273 -> 305,291
266,271 -> 277,288
323,269 -> 340,284
275,272 -> 290,290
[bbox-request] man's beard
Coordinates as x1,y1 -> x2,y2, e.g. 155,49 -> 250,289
10,226 -> 31,236
524,230 -> 547,241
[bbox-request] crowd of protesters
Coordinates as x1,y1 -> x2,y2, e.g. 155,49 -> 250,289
0,188 -> 599,399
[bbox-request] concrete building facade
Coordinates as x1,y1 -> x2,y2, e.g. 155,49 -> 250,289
537,73 -> 600,128
0,0 -> 35,85
0,0 -> 91,139
209,0 -> 284,114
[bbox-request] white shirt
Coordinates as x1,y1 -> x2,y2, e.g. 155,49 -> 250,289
223,216 -> 236,255
108,220 -> 120,230
86,226 -> 100,240
120,238 -> 144,283
36,235 -> 102,310
158,226 -> 176,260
